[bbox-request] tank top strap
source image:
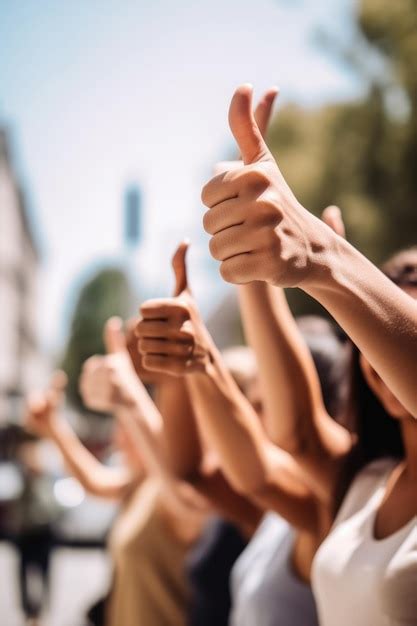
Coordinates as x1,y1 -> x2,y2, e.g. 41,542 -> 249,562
333,457 -> 398,527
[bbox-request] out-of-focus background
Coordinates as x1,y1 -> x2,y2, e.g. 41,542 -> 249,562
0,0 -> 416,624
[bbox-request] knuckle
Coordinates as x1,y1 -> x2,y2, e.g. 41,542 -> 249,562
208,235 -> 223,261
181,341 -> 193,357
263,227 -> 278,250
254,198 -> 280,225
203,209 -> 215,235
219,261 -> 234,284
246,164 -> 270,187
143,355 -> 158,371
138,338 -> 148,355
180,319 -> 195,338
172,304 -> 191,323
201,181 -> 212,207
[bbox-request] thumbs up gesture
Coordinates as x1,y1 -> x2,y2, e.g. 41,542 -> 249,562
202,84 -> 337,287
25,371 -> 67,438
79,317 -> 142,412
136,242 -> 214,377
213,87 -> 279,177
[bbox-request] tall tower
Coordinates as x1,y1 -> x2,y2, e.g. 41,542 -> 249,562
122,183 -> 144,306
124,184 -> 142,250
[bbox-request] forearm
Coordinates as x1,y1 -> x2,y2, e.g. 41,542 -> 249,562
187,360 -> 318,528
305,239 -> 417,418
191,468 -> 262,537
186,355 -> 273,495
239,282 -> 325,450
154,378 -> 203,478
115,399 -> 170,482
49,419 -> 132,498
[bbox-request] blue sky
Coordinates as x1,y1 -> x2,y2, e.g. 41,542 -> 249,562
0,0 -> 362,355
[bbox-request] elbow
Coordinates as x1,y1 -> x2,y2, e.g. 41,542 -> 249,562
226,469 -> 272,503
263,419 -> 308,456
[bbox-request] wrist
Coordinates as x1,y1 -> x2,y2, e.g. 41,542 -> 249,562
48,415 -> 68,440
300,221 -> 352,293
303,235 -> 364,298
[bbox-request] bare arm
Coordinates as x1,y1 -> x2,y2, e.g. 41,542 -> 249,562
186,354 -> 320,532
305,238 -> 417,417
136,251 -> 321,532
236,208 -> 356,502
238,282 -> 328,450
25,377 -> 135,500
202,83 -> 417,418
47,418 -> 135,499
154,377 -> 204,479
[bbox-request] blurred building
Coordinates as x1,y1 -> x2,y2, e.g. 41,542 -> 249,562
0,129 -> 43,424
124,184 -> 142,250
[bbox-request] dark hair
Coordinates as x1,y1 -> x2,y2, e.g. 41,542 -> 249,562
380,246 -> 417,288
336,247 -> 416,507
297,315 -> 349,420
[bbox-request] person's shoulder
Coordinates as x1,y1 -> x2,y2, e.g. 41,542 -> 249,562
335,458 -> 398,523
360,457 -> 398,479
381,526 -> 417,621
350,457 -> 397,496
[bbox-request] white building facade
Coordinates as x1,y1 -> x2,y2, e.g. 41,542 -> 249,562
0,129 -> 44,423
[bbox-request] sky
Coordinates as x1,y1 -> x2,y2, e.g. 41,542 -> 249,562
0,0 -> 363,356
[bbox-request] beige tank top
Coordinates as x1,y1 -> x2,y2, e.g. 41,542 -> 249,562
106,478 -> 200,626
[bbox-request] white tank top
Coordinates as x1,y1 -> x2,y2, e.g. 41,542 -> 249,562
230,513 -> 319,626
312,458 -> 417,626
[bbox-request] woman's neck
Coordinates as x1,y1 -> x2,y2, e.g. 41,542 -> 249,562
401,417 -> 417,479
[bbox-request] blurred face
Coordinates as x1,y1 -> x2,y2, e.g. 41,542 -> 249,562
360,284 -> 417,421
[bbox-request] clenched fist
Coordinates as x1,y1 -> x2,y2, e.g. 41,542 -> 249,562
202,84 -> 338,288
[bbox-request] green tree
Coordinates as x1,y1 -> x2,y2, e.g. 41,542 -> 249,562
268,0 -> 417,315
61,267 -> 132,411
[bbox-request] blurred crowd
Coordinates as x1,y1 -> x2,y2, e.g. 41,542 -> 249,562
1,85 -> 417,626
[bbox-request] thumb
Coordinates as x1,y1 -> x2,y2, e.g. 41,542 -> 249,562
47,370 -> 67,409
172,240 -> 190,297
50,370 -> 68,393
321,205 -> 346,239
104,316 -> 126,354
229,84 -> 273,165
254,86 -> 279,138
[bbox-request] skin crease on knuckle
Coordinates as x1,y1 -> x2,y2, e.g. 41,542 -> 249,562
220,254 -> 253,284
209,225 -> 249,262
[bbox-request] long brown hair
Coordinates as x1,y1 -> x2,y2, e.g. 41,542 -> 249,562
336,246 -> 417,508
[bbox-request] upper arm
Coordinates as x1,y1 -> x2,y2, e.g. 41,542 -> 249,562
245,441 -> 323,534
190,466 -> 263,537
70,463 -> 137,500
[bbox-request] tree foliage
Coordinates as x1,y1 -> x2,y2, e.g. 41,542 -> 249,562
61,267 -> 131,411
268,0 -> 417,314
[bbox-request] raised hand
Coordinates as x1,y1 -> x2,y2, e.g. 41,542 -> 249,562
202,84 -> 338,287
79,318 -> 142,412
214,87 -> 279,176
136,242 -> 214,376
25,371 -> 67,438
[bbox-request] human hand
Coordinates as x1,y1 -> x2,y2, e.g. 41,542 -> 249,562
214,86 -> 278,176
202,84 -> 338,288
25,371 -> 67,437
79,318 -> 142,412
136,242 -> 214,377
